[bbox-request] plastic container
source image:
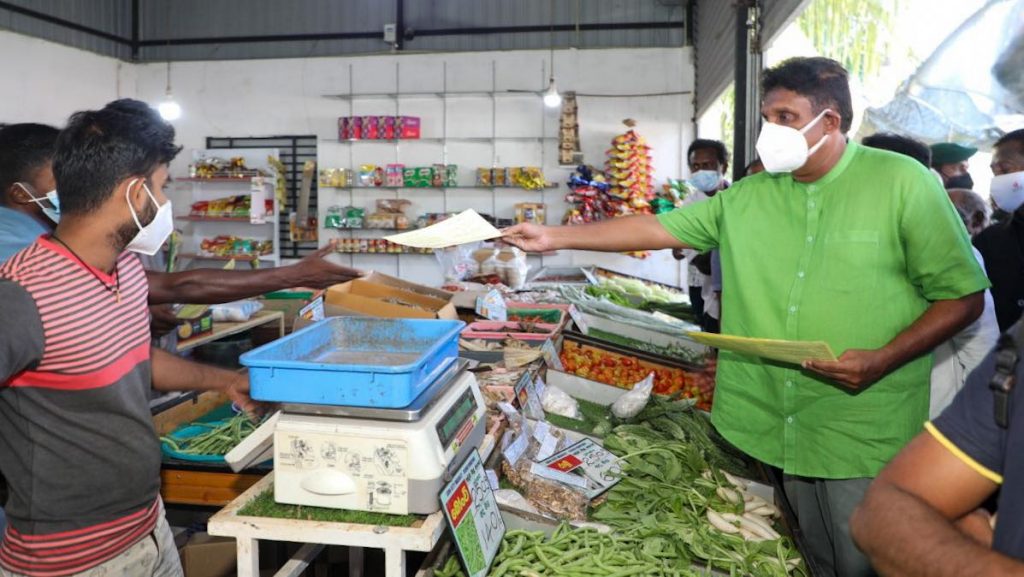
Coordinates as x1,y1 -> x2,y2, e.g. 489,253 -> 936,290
462,321 -> 559,342
241,317 -> 464,407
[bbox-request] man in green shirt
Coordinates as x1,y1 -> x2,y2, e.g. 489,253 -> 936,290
505,57 -> 988,577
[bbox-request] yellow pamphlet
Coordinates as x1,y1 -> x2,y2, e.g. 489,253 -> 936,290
686,332 -> 838,364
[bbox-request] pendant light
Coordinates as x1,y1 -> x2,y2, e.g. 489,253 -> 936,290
543,0 -> 561,108
158,61 -> 182,121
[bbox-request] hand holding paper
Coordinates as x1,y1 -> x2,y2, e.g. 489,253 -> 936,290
384,209 -> 501,249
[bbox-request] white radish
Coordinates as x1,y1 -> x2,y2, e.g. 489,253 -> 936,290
723,471 -> 751,490
743,493 -> 770,510
739,527 -> 765,541
752,504 -> 781,518
741,512 -> 782,540
706,510 -> 740,534
724,512 -> 775,541
717,486 -> 742,504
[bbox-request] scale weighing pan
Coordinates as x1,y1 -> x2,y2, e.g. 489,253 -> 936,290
226,359 -> 468,473
281,358 -> 467,422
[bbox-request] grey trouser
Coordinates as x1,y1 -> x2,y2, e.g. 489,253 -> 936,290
1,501 -> 183,577
783,475 -> 877,577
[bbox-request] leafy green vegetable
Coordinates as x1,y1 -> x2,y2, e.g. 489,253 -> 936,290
238,485 -> 422,527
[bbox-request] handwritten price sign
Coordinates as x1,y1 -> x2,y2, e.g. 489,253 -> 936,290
539,438 -> 622,498
439,450 -> 505,577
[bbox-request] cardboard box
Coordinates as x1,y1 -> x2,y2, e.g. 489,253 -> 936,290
176,309 -> 213,341
259,289 -> 316,333
325,280 -> 457,320
179,533 -> 235,577
361,271 -> 453,301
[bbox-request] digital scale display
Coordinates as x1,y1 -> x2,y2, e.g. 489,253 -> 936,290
436,387 -> 478,448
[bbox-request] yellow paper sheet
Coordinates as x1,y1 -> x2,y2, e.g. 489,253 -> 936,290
383,209 -> 502,248
686,332 -> 838,364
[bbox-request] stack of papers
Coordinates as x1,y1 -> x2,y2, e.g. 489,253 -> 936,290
686,332 -> 837,364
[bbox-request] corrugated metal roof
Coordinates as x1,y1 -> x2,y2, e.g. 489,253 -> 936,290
0,0 -> 131,59
2,0 -> 685,62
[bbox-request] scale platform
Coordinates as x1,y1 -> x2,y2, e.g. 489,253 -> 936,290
280,358 -> 467,422
227,358 -> 486,515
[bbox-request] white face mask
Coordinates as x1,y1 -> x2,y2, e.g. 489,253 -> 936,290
990,170 -> 1024,213
124,179 -> 173,256
755,108 -> 833,174
15,183 -> 60,224
689,170 -> 723,193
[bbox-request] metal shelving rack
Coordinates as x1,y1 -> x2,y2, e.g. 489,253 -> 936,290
318,60 -> 558,277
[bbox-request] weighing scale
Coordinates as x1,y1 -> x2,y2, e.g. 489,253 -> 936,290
228,359 -> 486,515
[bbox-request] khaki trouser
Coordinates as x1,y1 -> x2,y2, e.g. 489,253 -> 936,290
1,501 -> 182,577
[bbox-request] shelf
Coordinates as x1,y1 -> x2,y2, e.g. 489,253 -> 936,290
319,136 -> 555,144
176,310 -> 285,354
177,253 -> 276,262
327,227 -> 414,232
339,251 -> 434,256
320,185 -> 558,190
176,216 -> 274,223
322,90 -> 542,101
175,176 -> 269,182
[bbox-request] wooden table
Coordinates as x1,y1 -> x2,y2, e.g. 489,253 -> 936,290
208,435 -> 496,577
177,309 -> 285,353
207,473 -> 446,577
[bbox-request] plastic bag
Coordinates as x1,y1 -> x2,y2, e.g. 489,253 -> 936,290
541,385 -> 581,420
497,247 -> 529,289
434,242 -> 480,282
611,372 -> 655,419
210,299 -> 264,322
524,474 -> 590,521
494,489 -> 539,514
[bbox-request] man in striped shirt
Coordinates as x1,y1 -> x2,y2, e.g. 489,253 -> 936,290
0,99 -> 259,577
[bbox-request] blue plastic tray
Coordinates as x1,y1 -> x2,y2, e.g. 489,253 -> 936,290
241,317 -> 464,407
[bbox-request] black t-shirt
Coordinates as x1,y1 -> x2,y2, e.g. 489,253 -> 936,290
974,216 -> 1024,331
931,324 -> 1024,559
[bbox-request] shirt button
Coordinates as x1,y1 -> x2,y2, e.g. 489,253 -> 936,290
786,416 -> 794,424
797,271 -> 805,278
789,306 -> 797,314
786,381 -> 794,387
808,201 -> 816,209
806,236 -> 814,243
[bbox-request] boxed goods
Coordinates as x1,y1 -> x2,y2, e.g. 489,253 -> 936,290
515,203 -> 546,225
318,168 -> 350,188
358,164 -> 383,187
397,115 -> 421,139
385,164 -> 404,187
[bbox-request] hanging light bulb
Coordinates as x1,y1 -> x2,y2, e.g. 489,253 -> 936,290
157,61 -> 182,121
542,0 -> 561,108
543,78 -> 562,108
158,95 -> 181,121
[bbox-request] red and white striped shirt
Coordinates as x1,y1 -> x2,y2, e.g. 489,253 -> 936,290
0,236 -> 161,576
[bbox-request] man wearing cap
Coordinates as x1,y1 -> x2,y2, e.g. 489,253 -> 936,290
931,142 -> 978,190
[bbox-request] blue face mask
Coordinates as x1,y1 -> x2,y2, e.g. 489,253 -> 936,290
688,170 -> 723,193
15,183 -> 60,223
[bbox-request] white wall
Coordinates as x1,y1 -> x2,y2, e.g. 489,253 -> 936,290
0,31 -> 126,126
2,29 -> 696,288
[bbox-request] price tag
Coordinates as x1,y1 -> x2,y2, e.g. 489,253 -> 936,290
440,450 -> 506,577
535,433 -> 559,461
568,304 -> 589,334
298,295 -> 325,322
540,438 -> 622,498
514,375 -> 544,420
475,289 -> 507,321
534,377 -> 547,399
486,469 -> 500,491
532,421 -> 550,443
502,432 -> 529,466
529,462 -> 590,489
496,402 -> 519,421
541,339 -> 564,371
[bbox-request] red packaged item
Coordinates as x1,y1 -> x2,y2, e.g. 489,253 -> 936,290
363,116 -> 380,140
398,116 -> 421,139
381,116 -> 396,139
